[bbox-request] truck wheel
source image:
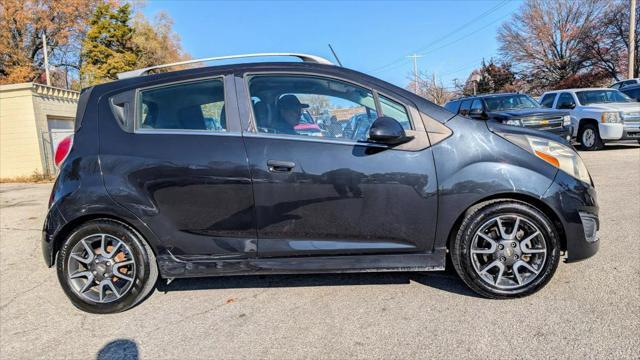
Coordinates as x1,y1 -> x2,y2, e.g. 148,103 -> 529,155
578,123 -> 603,151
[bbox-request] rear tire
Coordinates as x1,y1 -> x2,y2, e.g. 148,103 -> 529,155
56,219 -> 158,313
451,200 -> 560,299
578,123 -> 603,151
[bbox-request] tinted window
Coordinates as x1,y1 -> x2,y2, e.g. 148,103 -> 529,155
483,94 -> 538,111
623,80 -> 637,87
556,93 -> 575,108
610,83 -> 621,89
575,90 -> 631,105
459,100 -> 472,116
444,100 -> 460,113
539,93 -> 556,108
139,79 -> 226,131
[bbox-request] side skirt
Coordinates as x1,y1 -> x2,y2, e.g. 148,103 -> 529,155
157,250 -> 447,278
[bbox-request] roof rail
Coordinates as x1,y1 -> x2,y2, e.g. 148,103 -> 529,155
117,53 -> 334,79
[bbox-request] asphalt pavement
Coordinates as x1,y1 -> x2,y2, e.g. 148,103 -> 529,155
1,143 -> 638,359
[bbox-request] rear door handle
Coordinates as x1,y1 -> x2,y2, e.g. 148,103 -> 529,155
267,160 -> 295,172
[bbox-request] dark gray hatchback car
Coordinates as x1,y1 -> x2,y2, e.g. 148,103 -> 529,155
43,54 -> 599,313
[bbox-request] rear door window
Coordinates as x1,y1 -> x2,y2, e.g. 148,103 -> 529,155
138,79 -> 227,132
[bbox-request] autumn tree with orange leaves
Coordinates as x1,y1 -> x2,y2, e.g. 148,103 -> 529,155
1,0 -> 188,88
0,0 -> 99,86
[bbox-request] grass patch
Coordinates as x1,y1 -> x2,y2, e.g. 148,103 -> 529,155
0,171 -> 55,184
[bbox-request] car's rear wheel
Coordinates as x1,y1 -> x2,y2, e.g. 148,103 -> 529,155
451,200 -> 560,299
578,123 -> 603,151
56,219 -> 158,313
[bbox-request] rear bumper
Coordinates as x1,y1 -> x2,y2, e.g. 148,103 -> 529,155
543,171 -> 599,262
42,204 -> 66,267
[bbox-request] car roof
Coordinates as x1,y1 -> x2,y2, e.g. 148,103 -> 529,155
84,61 -> 455,123
543,88 -> 617,94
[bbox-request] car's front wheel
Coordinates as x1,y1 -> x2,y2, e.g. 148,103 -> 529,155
451,200 -> 560,299
56,219 -> 158,313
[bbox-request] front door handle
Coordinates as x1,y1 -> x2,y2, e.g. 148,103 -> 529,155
267,160 -> 295,172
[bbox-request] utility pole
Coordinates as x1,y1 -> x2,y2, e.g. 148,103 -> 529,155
42,32 -> 51,86
630,0 -> 637,79
408,54 -> 423,94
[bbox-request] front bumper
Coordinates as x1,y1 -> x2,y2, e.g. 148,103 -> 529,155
543,171 -> 599,262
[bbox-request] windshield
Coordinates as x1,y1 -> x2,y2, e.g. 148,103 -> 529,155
484,95 -> 539,111
576,90 -> 632,105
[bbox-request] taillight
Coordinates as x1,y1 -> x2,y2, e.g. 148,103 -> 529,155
54,135 -> 73,167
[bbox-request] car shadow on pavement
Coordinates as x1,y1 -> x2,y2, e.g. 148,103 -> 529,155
96,339 -> 139,360
155,270 -> 481,298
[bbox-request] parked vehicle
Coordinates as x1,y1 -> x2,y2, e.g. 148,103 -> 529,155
539,88 -> 640,150
444,93 -> 572,141
44,53 -> 599,313
620,83 -> 640,102
610,78 -> 640,90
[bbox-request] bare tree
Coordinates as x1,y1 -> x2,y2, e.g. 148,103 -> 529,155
497,0 -> 609,90
407,71 -> 452,105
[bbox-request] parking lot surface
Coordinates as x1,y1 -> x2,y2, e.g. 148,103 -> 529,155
1,144 -> 639,359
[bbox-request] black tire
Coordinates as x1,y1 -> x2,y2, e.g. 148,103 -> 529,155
56,219 -> 158,313
578,123 -> 604,151
451,199 -> 560,299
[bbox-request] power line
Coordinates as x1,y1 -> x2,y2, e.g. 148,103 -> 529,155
372,10 -> 512,76
369,0 -> 510,73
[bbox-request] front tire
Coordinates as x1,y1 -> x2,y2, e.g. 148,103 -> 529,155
451,200 -> 560,299
56,219 -> 158,313
578,123 -> 603,151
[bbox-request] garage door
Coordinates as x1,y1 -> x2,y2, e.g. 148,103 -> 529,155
45,117 -> 74,174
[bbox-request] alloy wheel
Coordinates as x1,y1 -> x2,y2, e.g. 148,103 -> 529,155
66,233 -> 136,303
470,215 -> 547,289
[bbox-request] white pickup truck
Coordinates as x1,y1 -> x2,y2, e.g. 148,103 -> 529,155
539,88 -> 640,150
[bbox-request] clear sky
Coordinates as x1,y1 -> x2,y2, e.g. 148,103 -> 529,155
141,0 -> 523,89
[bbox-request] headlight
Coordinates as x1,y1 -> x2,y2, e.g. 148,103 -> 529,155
500,133 -> 591,184
563,115 -> 571,126
601,112 -> 621,123
504,119 -> 522,126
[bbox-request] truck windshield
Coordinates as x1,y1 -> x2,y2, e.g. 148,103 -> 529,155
484,95 -> 539,111
575,90 -> 632,105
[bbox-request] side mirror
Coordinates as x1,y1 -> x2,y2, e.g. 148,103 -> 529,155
558,102 -> 575,110
469,108 -> 486,119
368,116 -> 412,145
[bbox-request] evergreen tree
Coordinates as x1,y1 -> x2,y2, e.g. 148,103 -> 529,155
80,3 -> 138,85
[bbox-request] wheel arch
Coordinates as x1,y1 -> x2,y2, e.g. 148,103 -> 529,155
51,213 -> 160,267
446,192 -> 567,252
578,118 -> 599,131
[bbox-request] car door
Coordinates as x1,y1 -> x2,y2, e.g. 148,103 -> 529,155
99,74 -> 257,259
236,72 -> 438,258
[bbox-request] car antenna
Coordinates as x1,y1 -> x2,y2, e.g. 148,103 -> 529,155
328,44 -> 343,67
